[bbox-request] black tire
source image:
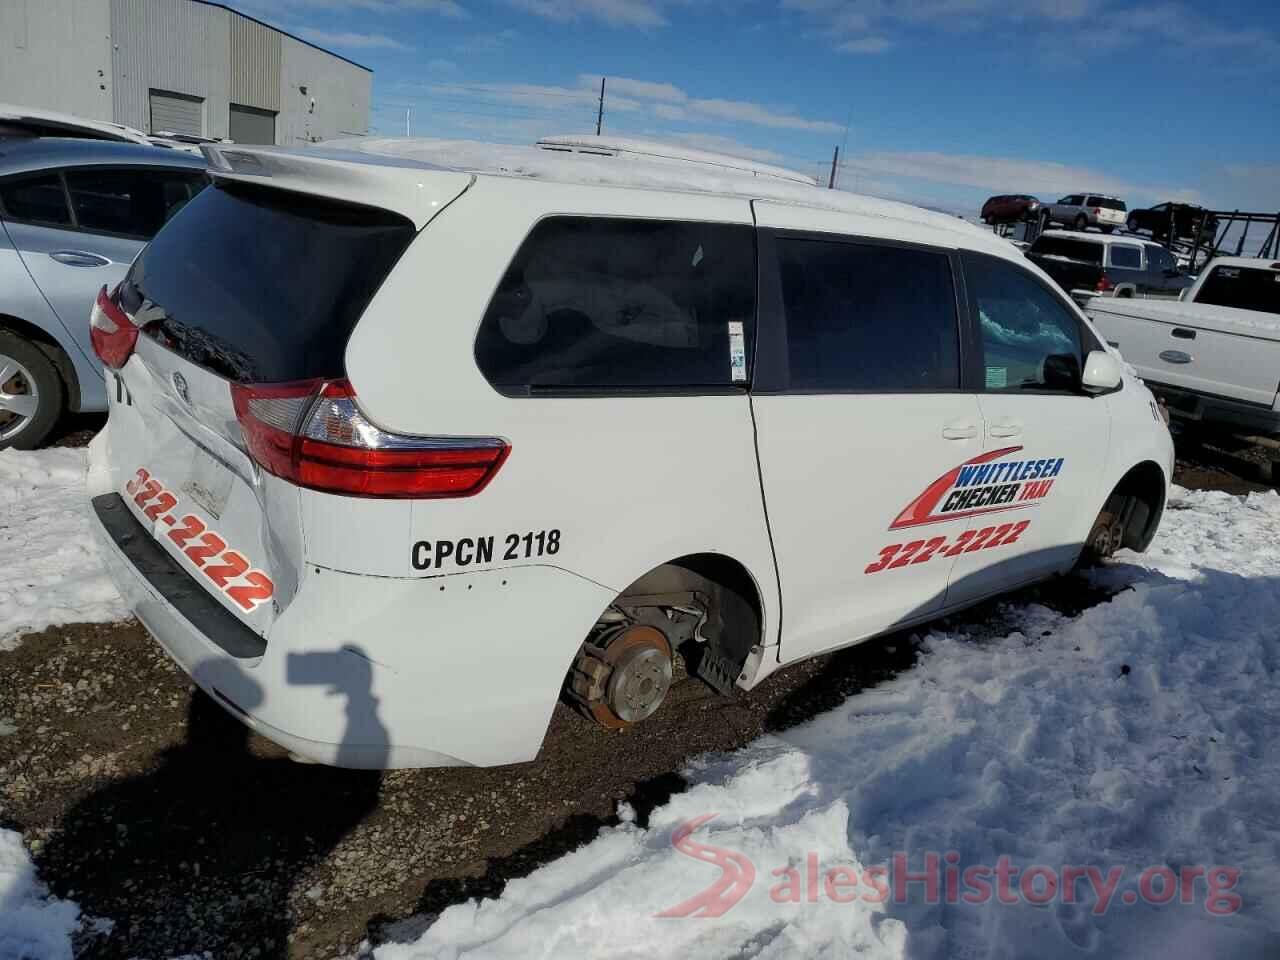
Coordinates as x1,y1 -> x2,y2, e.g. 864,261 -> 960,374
1127,217 -> 1140,233
1101,226 -> 1114,234
0,331 -> 66,450
1074,214 -> 1088,231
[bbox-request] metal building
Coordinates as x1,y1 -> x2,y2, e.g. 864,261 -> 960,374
0,0 -> 371,145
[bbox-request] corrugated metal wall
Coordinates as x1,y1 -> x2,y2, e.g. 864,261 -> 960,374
110,0 -> 231,137
4,0 -> 368,146
279,35 -> 372,145
229,14 -> 281,112
0,0 -> 113,122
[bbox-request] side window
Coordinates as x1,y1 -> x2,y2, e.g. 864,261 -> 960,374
475,216 -> 756,394
1109,244 -> 1142,269
1151,247 -> 1175,273
965,253 -> 1086,393
65,168 -> 204,239
0,173 -> 72,226
776,238 -> 959,392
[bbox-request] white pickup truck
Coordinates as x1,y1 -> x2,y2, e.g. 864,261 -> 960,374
1086,256 -> 1280,435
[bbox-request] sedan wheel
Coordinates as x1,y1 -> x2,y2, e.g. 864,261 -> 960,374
0,332 -> 65,449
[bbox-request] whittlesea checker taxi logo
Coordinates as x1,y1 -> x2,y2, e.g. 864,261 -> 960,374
890,446 -> 1064,530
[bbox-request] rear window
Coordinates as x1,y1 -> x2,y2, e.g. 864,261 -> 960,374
66,167 -> 207,238
121,182 -> 415,382
475,216 -> 756,395
1089,197 -> 1126,211
1029,236 -> 1104,264
1195,265 -> 1280,315
1109,245 -> 1142,269
0,173 -> 72,226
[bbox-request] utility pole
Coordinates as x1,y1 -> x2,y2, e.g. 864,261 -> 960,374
405,107 -> 411,138
828,145 -> 839,189
596,77 -> 606,136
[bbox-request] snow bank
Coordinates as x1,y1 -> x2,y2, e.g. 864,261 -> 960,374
376,485 -> 1280,959
0,829 -> 78,960
0,447 -> 126,649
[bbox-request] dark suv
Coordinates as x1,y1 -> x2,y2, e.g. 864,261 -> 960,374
1126,202 -> 1219,243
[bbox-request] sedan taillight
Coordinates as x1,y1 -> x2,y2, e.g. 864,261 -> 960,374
89,285 -> 138,369
1096,274 -> 1115,292
231,378 -> 510,499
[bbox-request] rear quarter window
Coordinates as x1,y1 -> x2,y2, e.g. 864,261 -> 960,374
1109,245 -> 1142,269
475,216 -> 756,395
1030,236 -> 1103,264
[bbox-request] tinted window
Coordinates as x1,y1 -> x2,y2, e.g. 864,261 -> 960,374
967,254 -> 1085,393
1029,236 -> 1103,264
1091,197 -> 1126,211
777,238 -> 959,392
66,168 -> 207,238
121,182 -> 415,382
1150,247 -> 1176,272
476,217 -> 756,394
1109,244 -> 1142,269
1195,266 -> 1280,315
0,173 -> 71,226
1062,196 -> 1083,205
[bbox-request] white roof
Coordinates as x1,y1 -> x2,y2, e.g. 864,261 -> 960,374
1202,256 -> 1280,270
1038,229 -> 1160,247
534,135 -> 817,186
302,136 -> 1014,258
0,102 -> 151,145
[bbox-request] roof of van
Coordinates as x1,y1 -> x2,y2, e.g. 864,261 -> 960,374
200,136 -> 1018,258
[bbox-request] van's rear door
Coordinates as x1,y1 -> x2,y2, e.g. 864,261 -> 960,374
104,178 -> 425,636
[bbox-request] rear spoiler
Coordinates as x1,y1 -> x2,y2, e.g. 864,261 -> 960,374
199,143 -> 473,230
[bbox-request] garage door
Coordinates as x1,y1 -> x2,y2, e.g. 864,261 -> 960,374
149,90 -> 203,137
229,103 -> 276,145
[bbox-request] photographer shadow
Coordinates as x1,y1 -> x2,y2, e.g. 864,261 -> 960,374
34,646 -> 387,960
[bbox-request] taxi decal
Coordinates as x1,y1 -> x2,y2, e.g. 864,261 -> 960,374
889,446 -> 1064,530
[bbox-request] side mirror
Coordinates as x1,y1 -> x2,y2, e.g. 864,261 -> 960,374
1082,349 -> 1122,393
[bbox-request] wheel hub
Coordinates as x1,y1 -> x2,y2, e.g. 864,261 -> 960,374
568,623 -> 673,728
0,353 -> 39,443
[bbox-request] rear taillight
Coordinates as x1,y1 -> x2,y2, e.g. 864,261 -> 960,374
1092,207 -> 1102,215
89,285 -> 138,369
231,378 -> 509,499
1096,274 -> 1115,292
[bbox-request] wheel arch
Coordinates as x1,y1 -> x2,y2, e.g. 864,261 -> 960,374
1110,459 -> 1168,552
616,551 -> 768,675
0,312 -> 81,412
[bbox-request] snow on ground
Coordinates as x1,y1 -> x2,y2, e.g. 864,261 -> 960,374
0,448 -> 126,650
0,829 -> 79,960
375,485 -> 1280,960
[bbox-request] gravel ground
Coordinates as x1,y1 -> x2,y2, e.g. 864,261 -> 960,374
1,440 -> 1274,959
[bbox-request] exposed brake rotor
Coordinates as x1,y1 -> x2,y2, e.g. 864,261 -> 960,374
567,623 -> 673,729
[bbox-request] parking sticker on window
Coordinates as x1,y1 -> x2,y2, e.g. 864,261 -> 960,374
728,321 -> 747,382
985,366 -> 1007,389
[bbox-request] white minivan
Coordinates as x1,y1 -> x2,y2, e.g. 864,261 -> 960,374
86,141 -> 1174,768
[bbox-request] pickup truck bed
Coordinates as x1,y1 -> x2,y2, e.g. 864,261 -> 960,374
1086,297 -> 1280,434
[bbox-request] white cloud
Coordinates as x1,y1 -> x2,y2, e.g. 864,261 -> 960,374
507,0 -> 668,27
838,35 -> 890,53
244,0 -> 467,15
783,0 -> 1276,60
404,74 -> 844,134
457,28 -> 519,52
296,27 -> 410,48
689,96 -> 842,132
844,150 -> 1199,206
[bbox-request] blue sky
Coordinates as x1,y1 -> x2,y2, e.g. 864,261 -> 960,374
238,0 -> 1278,216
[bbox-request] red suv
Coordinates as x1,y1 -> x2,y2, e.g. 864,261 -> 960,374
981,195 -> 1041,224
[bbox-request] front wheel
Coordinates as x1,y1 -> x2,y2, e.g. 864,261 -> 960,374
0,332 -> 65,450
1074,214 -> 1088,231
